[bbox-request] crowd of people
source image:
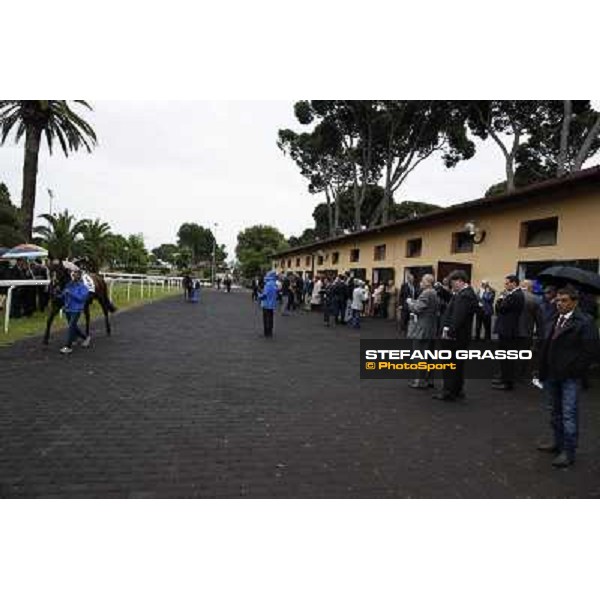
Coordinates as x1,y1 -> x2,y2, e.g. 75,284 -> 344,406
251,272 -> 397,328
0,257 -> 50,318
253,268 -> 599,469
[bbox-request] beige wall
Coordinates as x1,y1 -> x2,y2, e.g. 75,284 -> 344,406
274,187 -> 600,291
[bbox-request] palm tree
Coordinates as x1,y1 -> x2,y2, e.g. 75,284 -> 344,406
0,182 -> 25,247
80,218 -> 112,271
33,210 -> 87,260
0,101 -> 97,240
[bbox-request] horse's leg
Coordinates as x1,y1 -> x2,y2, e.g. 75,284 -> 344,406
84,300 -> 91,338
43,303 -> 59,345
101,294 -> 112,336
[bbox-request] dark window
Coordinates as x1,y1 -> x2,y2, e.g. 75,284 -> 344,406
374,244 -> 386,261
517,259 -> 599,282
305,256 -> 311,266
406,238 -> 422,258
332,252 -> 339,265
350,248 -> 360,262
451,232 -> 473,253
372,267 -> 395,286
280,259 -> 285,268
296,258 -> 300,267
317,255 -> 324,265
287,259 -> 291,268
519,217 -> 558,247
350,268 -> 367,280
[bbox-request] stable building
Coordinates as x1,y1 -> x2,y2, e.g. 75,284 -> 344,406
271,166 -> 600,289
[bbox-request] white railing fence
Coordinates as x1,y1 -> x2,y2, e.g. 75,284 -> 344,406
0,273 -> 183,333
0,280 -> 51,333
99,273 -> 183,302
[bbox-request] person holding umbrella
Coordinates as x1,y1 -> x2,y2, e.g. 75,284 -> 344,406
537,285 -> 600,468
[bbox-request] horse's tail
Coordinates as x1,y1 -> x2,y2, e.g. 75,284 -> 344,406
93,274 -> 118,312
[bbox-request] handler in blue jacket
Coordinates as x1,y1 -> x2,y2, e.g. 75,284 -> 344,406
60,269 -> 90,354
258,271 -> 278,338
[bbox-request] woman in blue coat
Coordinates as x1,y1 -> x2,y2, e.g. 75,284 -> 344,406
60,270 -> 90,354
258,271 -> 278,337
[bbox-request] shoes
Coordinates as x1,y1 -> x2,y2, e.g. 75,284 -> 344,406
552,451 -> 574,468
59,346 -> 73,355
492,383 -> 514,391
537,442 -> 559,453
491,378 -> 503,385
408,382 -> 428,389
81,336 -> 91,348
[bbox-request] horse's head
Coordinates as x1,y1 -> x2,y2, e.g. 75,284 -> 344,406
73,256 -> 96,273
48,261 -> 71,295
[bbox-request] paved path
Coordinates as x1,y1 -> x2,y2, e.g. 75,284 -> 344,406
1,289 -> 599,498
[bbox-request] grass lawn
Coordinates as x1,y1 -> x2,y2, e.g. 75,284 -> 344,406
0,282 -> 181,347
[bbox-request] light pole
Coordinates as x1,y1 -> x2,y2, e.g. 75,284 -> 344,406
211,222 -> 218,286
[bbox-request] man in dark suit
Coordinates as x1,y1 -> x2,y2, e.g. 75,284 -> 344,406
537,286 -> 600,468
492,275 -> 525,390
432,270 -> 479,402
540,285 -> 558,324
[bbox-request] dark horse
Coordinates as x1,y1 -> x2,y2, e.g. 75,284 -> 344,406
43,261 -> 117,345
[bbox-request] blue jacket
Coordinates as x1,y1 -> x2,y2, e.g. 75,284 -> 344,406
480,289 -> 495,316
259,272 -> 278,310
62,280 -> 90,312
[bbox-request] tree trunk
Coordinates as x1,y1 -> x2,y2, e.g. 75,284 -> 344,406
505,160 -> 515,192
333,188 -> 340,234
557,100 -> 572,177
478,105 -> 517,193
21,124 -> 42,241
369,199 -> 384,228
354,191 -> 361,231
505,130 -> 520,193
573,112 -> 600,171
352,177 -> 361,231
381,162 -> 392,225
324,187 -> 334,237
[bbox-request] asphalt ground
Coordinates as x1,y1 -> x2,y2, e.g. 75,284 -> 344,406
1,288 -> 599,498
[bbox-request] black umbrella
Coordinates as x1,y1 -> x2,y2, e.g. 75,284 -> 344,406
538,266 -> 600,294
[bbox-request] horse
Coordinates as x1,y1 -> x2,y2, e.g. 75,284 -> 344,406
43,260 -> 117,345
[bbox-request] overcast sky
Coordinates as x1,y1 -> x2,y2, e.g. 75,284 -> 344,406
1,100 -> 599,260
